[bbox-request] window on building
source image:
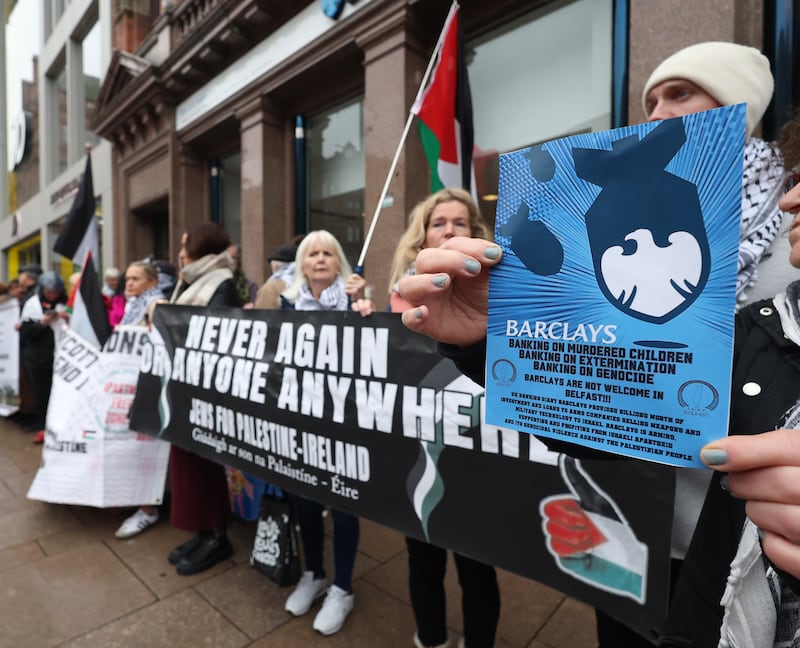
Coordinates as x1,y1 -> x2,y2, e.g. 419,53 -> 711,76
468,0 -> 613,214
82,20 -> 102,152
45,0 -> 67,38
306,98 -> 365,266
217,152 -> 243,248
48,63 -> 69,178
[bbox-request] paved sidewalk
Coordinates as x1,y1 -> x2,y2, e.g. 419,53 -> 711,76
0,417 -> 597,647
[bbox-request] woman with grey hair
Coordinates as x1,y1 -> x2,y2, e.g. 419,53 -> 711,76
18,272 -> 67,443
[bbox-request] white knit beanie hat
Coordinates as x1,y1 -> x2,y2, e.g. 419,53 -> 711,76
642,41 -> 774,136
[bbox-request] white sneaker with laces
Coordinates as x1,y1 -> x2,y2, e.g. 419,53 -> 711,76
312,584 -> 354,636
115,508 -> 159,539
285,571 -> 327,616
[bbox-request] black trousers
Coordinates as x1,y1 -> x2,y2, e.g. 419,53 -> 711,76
22,358 -> 53,430
406,536 -> 500,648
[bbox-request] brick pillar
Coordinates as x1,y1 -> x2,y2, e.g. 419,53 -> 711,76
236,97 -> 290,286
113,0 -> 155,53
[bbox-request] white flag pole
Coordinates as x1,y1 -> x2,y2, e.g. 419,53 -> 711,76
354,1 -> 459,274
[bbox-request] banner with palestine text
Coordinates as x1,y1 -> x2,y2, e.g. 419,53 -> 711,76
130,305 -> 675,638
27,326 -> 170,507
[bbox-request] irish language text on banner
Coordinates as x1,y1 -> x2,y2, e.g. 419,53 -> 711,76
486,106 -> 745,467
27,326 -> 169,506
0,298 -> 20,416
130,305 -> 675,637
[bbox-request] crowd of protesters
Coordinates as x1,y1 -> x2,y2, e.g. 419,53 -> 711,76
3,37 -> 800,647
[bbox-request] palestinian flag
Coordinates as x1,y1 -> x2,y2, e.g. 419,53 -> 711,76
68,251 -> 111,350
411,3 -> 474,194
54,153 -> 99,270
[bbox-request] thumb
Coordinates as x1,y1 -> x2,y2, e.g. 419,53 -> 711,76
701,429 -> 800,472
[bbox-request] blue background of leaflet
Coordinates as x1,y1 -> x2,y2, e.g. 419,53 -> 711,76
486,105 -> 745,467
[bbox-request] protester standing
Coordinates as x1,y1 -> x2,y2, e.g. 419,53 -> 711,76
281,230 -> 365,636
228,243 -> 258,307
113,261 -> 167,539
353,189 -> 500,648
17,272 -> 67,443
166,223 -> 242,575
102,267 -> 121,298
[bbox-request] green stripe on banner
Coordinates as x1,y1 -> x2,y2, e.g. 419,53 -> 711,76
558,555 -> 643,601
418,121 -> 444,193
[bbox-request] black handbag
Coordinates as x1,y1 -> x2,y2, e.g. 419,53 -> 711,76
250,486 -> 302,587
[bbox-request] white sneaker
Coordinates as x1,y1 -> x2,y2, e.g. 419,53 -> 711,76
413,632 -> 449,648
312,584 -> 354,635
285,571 -> 327,616
115,508 -> 159,539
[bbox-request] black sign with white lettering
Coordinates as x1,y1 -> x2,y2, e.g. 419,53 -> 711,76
130,305 -> 674,638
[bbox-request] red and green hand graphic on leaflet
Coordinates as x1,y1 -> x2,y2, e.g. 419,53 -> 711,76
540,456 -> 648,603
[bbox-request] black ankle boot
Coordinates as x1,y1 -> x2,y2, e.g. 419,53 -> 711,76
168,533 -> 203,565
175,529 -> 233,575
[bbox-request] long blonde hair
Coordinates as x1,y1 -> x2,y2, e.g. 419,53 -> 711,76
387,188 -> 490,292
282,230 -> 352,302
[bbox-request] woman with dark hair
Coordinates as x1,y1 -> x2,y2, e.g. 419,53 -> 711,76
166,222 -> 242,575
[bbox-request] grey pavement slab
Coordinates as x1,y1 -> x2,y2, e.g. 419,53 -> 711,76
0,416 -> 598,647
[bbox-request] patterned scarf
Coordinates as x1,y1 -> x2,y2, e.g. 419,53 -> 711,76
737,138 -> 788,306
774,280 -> 800,346
171,252 -> 234,306
293,279 -> 349,311
120,286 -> 164,326
717,291 -> 800,647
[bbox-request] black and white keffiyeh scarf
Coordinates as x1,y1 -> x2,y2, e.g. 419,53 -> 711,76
120,286 -> 164,326
294,279 -> 349,312
737,138 -> 788,307
717,286 -> 800,648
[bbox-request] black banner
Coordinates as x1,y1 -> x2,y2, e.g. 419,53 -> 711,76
130,306 -> 675,637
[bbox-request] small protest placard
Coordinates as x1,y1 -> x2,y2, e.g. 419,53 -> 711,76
486,105 -> 745,467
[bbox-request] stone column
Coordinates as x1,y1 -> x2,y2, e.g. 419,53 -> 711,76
172,140 -> 206,259
236,97 -> 289,286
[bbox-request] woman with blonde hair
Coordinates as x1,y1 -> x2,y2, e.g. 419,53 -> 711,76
281,229 -> 365,636
353,188 -> 499,648
113,260 -> 167,539
385,188 -> 490,313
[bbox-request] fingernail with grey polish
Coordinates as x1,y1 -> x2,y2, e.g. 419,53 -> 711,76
432,275 -> 447,288
464,259 -> 481,274
484,246 -> 500,260
414,309 -> 422,320
719,475 -> 729,492
701,449 -> 728,466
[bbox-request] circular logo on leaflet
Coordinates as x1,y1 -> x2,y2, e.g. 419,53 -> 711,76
677,380 -> 719,414
491,359 -> 516,386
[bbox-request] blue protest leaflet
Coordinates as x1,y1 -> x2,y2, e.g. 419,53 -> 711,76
486,105 -> 745,468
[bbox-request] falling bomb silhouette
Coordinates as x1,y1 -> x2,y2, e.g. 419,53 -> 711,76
573,118 -> 710,323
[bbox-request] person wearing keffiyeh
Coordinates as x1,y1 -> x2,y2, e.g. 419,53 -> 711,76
643,41 -> 791,310
701,114 -> 800,648
279,230 -> 366,637
112,261 -> 165,540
